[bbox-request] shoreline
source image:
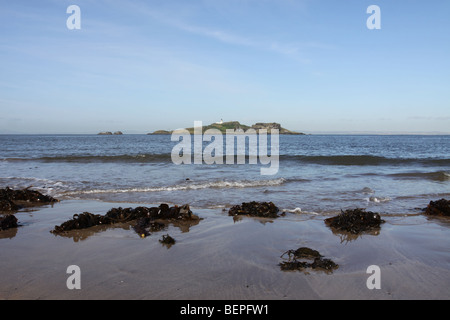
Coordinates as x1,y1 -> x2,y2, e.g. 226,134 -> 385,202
1,198 -> 449,300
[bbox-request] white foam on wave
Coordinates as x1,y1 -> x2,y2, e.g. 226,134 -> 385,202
282,207 -> 302,213
367,196 -> 391,203
63,178 -> 287,196
0,176 -> 68,195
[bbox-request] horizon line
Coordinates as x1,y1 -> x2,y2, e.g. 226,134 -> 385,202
1,131 -> 450,136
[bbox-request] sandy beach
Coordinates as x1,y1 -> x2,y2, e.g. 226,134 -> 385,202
2,0 -> 450,307
1,199 -> 449,300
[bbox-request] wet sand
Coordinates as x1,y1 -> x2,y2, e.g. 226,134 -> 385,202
1,199 -> 449,300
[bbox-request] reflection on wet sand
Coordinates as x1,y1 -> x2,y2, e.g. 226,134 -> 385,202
328,227 -> 382,244
0,223 -> 18,239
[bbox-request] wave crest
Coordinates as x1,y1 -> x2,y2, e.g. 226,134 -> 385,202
63,178 -> 286,196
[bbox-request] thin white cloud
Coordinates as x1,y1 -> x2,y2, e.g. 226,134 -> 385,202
163,13 -> 314,63
115,1 -> 314,63
174,22 -> 258,47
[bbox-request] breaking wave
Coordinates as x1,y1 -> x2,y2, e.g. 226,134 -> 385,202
62,178 -> 287,196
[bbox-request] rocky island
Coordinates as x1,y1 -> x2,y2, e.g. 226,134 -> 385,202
98,131 -> 123,135
149,121 -> 304,135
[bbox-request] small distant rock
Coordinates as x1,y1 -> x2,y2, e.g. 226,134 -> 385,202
98,131 -> 123,135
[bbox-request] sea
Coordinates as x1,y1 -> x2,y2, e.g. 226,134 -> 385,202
1,134 -> 449,215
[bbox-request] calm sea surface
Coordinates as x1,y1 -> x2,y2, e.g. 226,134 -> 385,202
1,134 -> 449,214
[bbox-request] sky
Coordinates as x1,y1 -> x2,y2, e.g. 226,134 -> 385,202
0,0 -> 449,134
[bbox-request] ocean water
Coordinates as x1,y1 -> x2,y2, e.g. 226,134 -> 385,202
1,134 -> 449,215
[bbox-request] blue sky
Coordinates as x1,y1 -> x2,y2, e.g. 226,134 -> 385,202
0,0 -> 449,134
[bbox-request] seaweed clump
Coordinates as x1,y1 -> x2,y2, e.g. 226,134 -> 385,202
51,212 -> 111,234
0,187 -> 58,204
134,218 -> 165,238
159,234 -> 176,247
51,204 -> 199,237
279,247 -> 338,273
0,215 -> 18,231
282,247 -> 322,260
228,201 -> 280,218
0,187 -> 59,212
0,199 -> 20,212
423,199 -> 450,217
324,208 -> 385,234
